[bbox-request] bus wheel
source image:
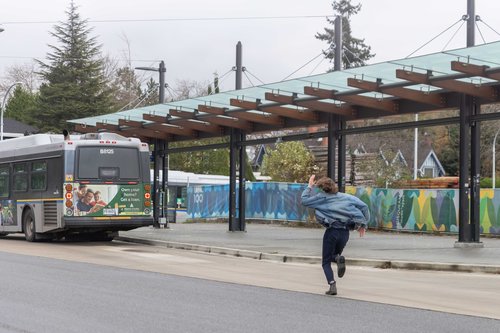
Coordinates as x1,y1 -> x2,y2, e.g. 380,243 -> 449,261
23,210 -> 37,242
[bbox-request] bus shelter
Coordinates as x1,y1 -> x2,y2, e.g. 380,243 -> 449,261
69,40 -> 500,245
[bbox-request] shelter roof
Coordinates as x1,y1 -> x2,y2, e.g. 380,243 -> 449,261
69,41 -> 500,143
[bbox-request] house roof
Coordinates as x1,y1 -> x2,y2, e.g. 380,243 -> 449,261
2,118 -> 39,138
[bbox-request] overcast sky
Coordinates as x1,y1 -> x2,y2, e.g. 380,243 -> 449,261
1,0 -> 500,93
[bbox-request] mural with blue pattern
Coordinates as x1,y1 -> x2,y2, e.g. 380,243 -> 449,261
187,183 -> 500,235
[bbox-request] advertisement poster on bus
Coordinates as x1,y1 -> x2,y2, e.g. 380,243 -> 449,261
69,184 -> 150,217
0,200 -> 16,226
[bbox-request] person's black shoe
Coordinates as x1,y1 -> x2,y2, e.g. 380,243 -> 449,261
325,282 -> 337,295
337,255 -> 346,278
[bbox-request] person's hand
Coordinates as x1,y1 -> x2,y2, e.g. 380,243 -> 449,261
358,227 -> 366,238
308,175 -> 316,188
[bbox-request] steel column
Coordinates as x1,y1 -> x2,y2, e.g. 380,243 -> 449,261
238,131 -> 246,231
228,129 -> 238,231
458,95 -> 471,242
327,115 -> 336,180
152,139 -> 161,228
470,99 -> 481,242
337,119 -> 346,191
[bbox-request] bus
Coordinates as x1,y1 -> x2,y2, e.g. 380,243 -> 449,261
0,132 -> 153,241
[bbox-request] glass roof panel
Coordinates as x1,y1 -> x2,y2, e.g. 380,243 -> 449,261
69,41 -> 500,128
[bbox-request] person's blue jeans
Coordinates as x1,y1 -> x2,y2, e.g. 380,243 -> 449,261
322,227 -> 350,284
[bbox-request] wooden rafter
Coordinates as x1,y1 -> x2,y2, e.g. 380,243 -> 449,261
451,61 -> 500,81
396,69 -> 498,101
171,119 -> 224,135
346,78 -> 446,107
229,99 -> 284,126
198,104 -> 226,115
74,124 -> 95,133
229,98 -> 318,123
141,115 -> 197,137
169,109 -> 196,119
117,119 -> 172,140
304,86 -> 396,114
204,116 -> 253,132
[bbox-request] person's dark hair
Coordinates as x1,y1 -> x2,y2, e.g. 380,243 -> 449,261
315,177 -> 338,194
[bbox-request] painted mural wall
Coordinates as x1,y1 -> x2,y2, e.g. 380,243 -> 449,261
187,183 -> 500,235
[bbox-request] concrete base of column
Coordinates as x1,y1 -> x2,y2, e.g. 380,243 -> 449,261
454,241 -> 484,248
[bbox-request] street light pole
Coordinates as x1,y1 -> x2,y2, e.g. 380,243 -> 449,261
135,60 -> 166,104
493,129 -> 500,189
1,82 -> 23,141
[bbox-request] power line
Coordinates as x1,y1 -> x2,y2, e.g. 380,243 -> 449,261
0,15 -> 333,26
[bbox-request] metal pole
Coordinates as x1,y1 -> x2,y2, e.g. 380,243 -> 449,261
238,131 -> 246,231
334,15 -> 342,71
414,114 -> 418,179
159,61 -> 166,103
229,129 -> 237,231
467,0 -> 475,47
493,130 -> 500,189
235,41 -> 243,90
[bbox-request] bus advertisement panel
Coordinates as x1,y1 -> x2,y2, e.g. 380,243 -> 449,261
66,183 -> 151,217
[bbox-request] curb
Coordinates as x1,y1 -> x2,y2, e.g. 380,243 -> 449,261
115,236 -> 500,275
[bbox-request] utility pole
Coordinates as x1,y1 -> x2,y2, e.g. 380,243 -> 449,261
135,61 -> 167,227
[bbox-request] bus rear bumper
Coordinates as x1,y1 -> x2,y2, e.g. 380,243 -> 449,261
63,217 -> 153,230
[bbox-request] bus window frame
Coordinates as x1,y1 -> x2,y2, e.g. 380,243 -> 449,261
30,160 -> 48,191
0,164 -> 10,198
13,163 -> 28,192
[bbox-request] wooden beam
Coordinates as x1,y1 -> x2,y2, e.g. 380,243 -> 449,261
172,119 -> 224,135
144,123 -> 197,138
451,61 -> 500,81
229,98 -> 318,123
264,92 -> 294,104
304,85 -> 393,114
74,124 -> 95,133
303,86 -> 336,99
396,69 -> 498,101
335,94 -> 399,113
266,91 -> 356,117
142,113 -> 168,123
347,77 -> 446,107
262,105 -> 319,122
169,109 -> 196,119
204,116 -> 253,132
229,99 -> 284,126
96,122 -> 121,132
117,119 -> 172,140
198,104 -> 226,115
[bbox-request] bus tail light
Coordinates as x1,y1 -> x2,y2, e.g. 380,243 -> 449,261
144,200 -> 151,207
144,193 -> 151,199
65,200 -> 73,208
65,192 -> 73,200
65,184 -> 73,192
144,184 -> 151,192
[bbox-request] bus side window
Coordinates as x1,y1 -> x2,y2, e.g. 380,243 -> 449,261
0,165 -> 9,197
13,163 -> 28,192
31,161 -> 47,191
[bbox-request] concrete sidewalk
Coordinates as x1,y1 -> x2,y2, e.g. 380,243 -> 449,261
118,223 -> 500,274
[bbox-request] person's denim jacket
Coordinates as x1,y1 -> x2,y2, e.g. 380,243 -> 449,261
301,186 -> 370,229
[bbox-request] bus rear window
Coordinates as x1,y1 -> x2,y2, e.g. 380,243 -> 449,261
77,147 -> 140,180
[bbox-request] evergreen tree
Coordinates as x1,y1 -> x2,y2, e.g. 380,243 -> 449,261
141,78 -> 160,106
4,86 -> 39,127
36,1 -> 112,132
316,0 -> 375,69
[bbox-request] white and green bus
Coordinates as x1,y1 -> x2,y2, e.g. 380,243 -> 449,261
0,132 -> 153,241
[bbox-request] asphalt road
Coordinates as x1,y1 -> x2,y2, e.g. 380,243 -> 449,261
0,239 -> 499,332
